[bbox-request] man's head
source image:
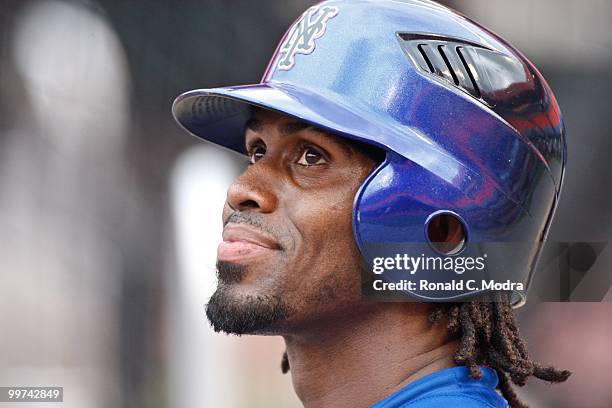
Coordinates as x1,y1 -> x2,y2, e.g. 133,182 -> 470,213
174,0 -> 565,305
206,109 -> 383,335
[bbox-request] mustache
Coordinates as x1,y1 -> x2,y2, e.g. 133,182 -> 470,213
224,211 -> 279,238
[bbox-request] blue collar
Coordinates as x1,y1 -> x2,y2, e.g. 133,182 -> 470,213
372,366 -> 506,407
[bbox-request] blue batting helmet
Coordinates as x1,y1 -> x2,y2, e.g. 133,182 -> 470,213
172,0 -> 566,306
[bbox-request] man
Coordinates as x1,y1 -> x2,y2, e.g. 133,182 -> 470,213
172,1 -> 570,406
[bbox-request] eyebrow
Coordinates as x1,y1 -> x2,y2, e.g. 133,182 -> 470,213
245,117 -> 353,156
245,117 -> 263,132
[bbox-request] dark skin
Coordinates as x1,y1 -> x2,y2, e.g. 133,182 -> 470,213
215,109 -> 459,407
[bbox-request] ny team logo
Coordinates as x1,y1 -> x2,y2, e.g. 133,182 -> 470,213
276,5 -> 339,71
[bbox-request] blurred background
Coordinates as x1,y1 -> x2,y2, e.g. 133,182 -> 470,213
0,0 -> 610,407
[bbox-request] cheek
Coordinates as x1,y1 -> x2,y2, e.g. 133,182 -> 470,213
296,187 -> 354,240
285,190 -> 364,309
287,184 -> 363,275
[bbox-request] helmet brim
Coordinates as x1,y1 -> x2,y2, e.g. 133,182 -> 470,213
172,82 -> 397,156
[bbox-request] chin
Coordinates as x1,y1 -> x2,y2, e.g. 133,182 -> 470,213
205,277 -> 293,335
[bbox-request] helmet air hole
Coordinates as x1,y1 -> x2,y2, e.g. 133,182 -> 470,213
426,212 -> 466,255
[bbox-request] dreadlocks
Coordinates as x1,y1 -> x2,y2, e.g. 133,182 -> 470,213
280,291 -> 571,408
432,291 -> 571,407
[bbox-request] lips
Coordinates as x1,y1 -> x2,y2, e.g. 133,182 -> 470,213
217,223 -> 281,262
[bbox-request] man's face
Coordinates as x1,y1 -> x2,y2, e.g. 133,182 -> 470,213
206,109 -> 380,335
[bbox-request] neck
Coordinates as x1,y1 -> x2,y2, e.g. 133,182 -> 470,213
283,302 -> 458,408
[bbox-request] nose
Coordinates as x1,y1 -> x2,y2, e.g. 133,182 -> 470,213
226,165 -> 278,213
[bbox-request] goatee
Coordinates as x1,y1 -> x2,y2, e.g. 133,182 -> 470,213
205,261 -> 290,335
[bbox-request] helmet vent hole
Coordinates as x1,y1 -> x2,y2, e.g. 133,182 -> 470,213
437,45 -> 459,86
426,212 -> 466,255
456,47 -> 481,97
417,44 -> 435,73
397,33 -> 484,100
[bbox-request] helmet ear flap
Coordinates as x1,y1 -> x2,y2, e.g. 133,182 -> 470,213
352,151 -> 532,303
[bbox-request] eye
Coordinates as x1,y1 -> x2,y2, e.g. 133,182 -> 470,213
297,146 -> 327,166
249,145 -> 266,164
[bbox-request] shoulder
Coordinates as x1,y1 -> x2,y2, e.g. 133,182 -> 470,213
372,366 -> 508,408
400,393 -> 508,408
